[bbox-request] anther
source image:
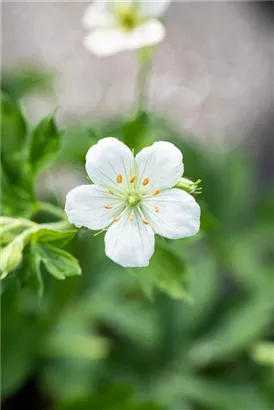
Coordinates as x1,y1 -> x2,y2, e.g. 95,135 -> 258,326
142,218 -> 149,225
154,206 -> 159,213
153,189 -> 160,196
142,178 -> 149,186
116,174 -> 123,183
104,205 -> 113,209
130,175 -> 136,183
108,189 -> 114,195
114,217 -> 120,222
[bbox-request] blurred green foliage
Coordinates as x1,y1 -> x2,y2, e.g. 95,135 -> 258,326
1,67 -> 274,410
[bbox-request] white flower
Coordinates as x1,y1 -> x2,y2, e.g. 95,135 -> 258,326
65,138 -> 200,268
82,0 -> 170,56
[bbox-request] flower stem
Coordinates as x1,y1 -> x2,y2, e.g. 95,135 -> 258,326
134,47 -> 154,116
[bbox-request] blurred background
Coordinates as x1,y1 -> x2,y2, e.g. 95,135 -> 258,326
1,1 -> 274,410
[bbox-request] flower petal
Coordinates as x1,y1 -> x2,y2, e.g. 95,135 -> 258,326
82,1 -> 115,29
104,208 -> 155,267
138,0 -> 171,17
83,28 -> 129,56
85,137 -> 135,192
83,20 -> 165,56
65,185 -> 124,230
142,188 -> 200,239
135,141 -> 183,193
127,20 -> 165,49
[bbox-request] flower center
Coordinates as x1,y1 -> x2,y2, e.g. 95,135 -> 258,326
112,3 -> 143,31
127,194 -> 139,207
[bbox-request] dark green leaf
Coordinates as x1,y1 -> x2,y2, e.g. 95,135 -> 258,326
17,247 -> 44,298
1,287 -> 43,399
122,111 -> 153,150
1,93 -> 27,160
130,241 -> 190,301
29,115 -> 63,174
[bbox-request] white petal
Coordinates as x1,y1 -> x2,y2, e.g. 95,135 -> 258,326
65,185 -> 124,230
82,1 -> 115,29
135,141 -> 183,194
142,188 -> 200,239
127,20 -> 165,49
83,28 -> 129,56
105,208 -> 155,267
85,137 -> 135,192
138,0 -> 171,17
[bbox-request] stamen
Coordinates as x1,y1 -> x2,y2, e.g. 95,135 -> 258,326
153,189 -> 160,196
142,178 -> 149,186
130,175 -> 136,183
108,189 -> 114,195
154,206 -> 159,213
104,205 -> 113,209
114,217 -> 120,222
142,218 -> 149,225
116,174 -> 123,183
128,212 -> 134,222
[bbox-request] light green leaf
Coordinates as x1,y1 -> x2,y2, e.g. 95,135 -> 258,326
35,243 -> 81,280
0,230 -> 31,279
1,67 -> 53,100
252,342 -> 274,367
0,217 -> 35,246
43,334 -> 109,360
56,384 -> 163,410
29,115 -> 63,174
34,227 -> 76,247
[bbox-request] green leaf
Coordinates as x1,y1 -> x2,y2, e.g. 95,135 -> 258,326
56,384 -> 163,410
0,158 -> 34,217
252,342 -> 274,366
34,227 -> 76,247
1,67 -> 53,100
35,243 -> 81,280
130,241 -> 190,301
122,111 -> 153,150
17,247 -> 44,298
0,230 -> 31,279
29,115 -> 63,174
0,217 -> 33,246
189,292 -> 273,365
1,287 -> 43,399
1,93 -> 27,160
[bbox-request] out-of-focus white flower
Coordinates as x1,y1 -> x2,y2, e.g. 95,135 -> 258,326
65,137 -> 200,268
82,0 -> 170,56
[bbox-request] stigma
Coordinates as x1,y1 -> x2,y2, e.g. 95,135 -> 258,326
127,194 -> 139,206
